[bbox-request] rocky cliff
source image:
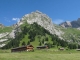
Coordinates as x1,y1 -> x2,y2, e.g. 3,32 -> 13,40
60,18 -> 80,28
16,10 -> 63,37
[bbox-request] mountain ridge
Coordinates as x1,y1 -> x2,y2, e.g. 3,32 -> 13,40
10,10 -> 63,40
0,10 -> 80,48
60,18 -> 80,28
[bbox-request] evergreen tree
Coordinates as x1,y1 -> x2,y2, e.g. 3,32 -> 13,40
45,37 -> 48,41
27,41 -> 30,45
22,41 -> 26,46
42,39 -> 44,44
39,42 -> 42,46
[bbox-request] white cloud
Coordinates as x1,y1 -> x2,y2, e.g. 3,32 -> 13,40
52,19 -> 64,24
12,18 -> 20,22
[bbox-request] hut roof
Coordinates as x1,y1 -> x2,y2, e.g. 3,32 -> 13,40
11,45 -> 34,50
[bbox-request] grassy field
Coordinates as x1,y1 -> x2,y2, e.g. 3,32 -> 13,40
60,27 -> 80,41
0,49 -> 80,60
0,27 -> 13,33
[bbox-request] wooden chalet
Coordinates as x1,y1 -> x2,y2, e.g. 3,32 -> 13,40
58,48 -> 64,50
76,49 -> 80,51
36,45 -> 48,49
11,45 -> 34,52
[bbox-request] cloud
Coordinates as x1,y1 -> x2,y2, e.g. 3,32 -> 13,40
52,19 -> 64,24
12,18 -> 20,22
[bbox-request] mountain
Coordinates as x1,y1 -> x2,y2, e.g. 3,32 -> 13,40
0,24 -> 13,47
1,11 -> 68,49
1,10 -> 80,49
11,10 -> 63,39
2,22 -> 68,49
60,18 -> 80,28
59,18 -> 80,44
20,10 -> 63,36
60,21 -> 72,28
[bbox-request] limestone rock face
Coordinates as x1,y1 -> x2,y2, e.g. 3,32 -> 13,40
18,10 -> 63,37
71,18 -> 80,28
60,21 -> 72,28
0,32 -> 9,47
60,18 -> 80,28
9,30 -> 15,38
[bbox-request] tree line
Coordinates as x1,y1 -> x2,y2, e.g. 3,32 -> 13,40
1,22 -> 79,49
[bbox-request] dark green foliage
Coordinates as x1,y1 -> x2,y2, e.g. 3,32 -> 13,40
30,38 -> 35,42
2,31 -> 25,49
22,41 -> 26,46
45,37 -> 48,41
78,45 -> 80,49
2,22 -> 77,49
39,42 -> 42,46
42,39 -> 44,44
52,40 -> 57,45
27,41 -> 30,45
68,43 -> 78,49
22,26 -> 28,35
45,42 -> 52,48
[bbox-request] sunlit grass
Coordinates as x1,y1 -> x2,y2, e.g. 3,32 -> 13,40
0,49 -> 80,60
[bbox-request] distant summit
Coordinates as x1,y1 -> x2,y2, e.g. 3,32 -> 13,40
60,18 -> 80,28
35,10 -> 43,14
59,21 -> 72,28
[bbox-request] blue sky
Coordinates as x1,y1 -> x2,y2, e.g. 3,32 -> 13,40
0,0 -> 80,26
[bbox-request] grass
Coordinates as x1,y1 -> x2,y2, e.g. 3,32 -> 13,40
60,27 -> 80,41
0,49 -> 80,60
19,33 -> 53,47
19,34 -> 29,46
0,27 -> 13,33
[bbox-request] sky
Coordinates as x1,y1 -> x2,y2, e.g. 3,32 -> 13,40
0,0 -> 80,26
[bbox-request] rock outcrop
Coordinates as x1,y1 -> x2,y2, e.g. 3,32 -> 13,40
0,23 -> 4,28
60,21 -> 72,28
60,18 -> 80,28
18,10 -> 63,37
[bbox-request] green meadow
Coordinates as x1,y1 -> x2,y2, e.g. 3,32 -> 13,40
0,49 -> 80,60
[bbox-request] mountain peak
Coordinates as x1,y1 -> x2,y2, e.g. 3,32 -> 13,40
60,18 -> 80,28
30,10 -> 43,14
77,18 -> 80,22
16,11 -> 63,37
60,21 -> 72,28
35,10 -> 42,14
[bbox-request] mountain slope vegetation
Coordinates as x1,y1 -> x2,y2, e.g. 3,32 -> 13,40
2,22 -> 69,49
60,27 -> 80,43
1,11 -> 80,49
0,26 -> 12,33
0,26 -> 13,47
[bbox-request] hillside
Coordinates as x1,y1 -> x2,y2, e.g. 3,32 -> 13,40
17,10 -> 63,37
59,18 -> 80,44
60,27 -> 80,43
0,25 -> 13,47
2,22 -> 68,49
1,11 -> 80,49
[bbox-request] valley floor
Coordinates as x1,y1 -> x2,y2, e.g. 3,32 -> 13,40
0,49 -> 80,60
